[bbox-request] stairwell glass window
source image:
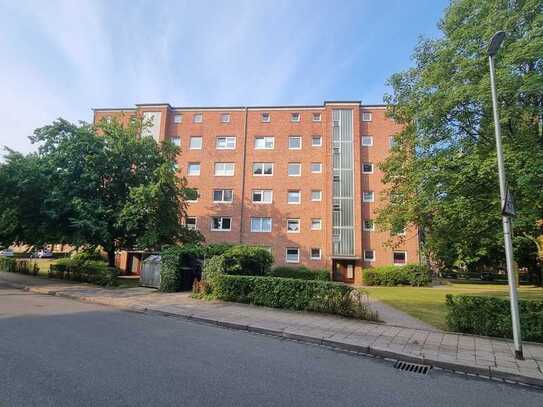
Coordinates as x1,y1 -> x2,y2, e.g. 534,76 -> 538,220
362,191 -> 374,202
312,112 -> 322,122
361,112 -> 372,122
211,217 -> 231,231
214,162 -> 235,176
364,250 -> 375,262
185,217 -> 197,230
311,190 -> 322,202
311,218 -> 322,230
287,190 -> 301,204
213,189 -> 233,203
251,217 -> 272,233
220,113 -> 231,123
363,219 -> 374,231
174,114 -> 183,123
216,136 -> 236,149
288,136 -> 302,149
361,136 -> 373,146
261,112 -> 271,123
310,248 -> 321,260
311,135 -> 322,147
255,136 -> 274,150
252,190 -> 272,204
362,163 -> 373,174
189,136 -> 202,150
287,219 -> 300,233
288,163 -> 301,176
188,163 -> 200,176
252,162 -> 273,176
170,136 -> 181,147
311,163 -> 322,173
193,113 -> 203,123
393,251 -> 407,265
286,248 -> 300,263
291,112 -> 300,122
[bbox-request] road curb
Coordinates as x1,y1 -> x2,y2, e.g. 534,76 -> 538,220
2,278 -> 542,389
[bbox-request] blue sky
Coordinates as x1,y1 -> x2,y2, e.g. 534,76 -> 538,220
0,0 -> 449,153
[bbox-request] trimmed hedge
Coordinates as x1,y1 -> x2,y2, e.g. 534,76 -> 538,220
363,264 -> 432,286
0,257 -> 38,275
212,274 -> 378,320
160,245 -> 203,292
49,258 -> 118,286
222,246 -> 273,276
268,266 -> 330,281
446,295 -> 543,342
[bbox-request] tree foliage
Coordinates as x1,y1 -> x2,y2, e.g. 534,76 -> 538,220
378,0 -> 543,274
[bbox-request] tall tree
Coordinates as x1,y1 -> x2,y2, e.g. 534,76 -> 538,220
377,0 -> 543,277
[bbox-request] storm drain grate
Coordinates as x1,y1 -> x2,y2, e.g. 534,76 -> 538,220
394,360 -> 432,375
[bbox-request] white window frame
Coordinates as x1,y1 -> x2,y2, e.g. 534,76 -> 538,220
362,191 -> 374,202
252,189 -> 273,204
312,112 -> 322,122
311,218 -> 322,230
291,112 -> 301,122
311,163 -> 322,174
393,251 -> 407,265
311,135 -> 322,147
251,217 -> 272,233
363,219 -> 375,231
185,216 -> 197,230
361,136 -> 373,147
174,114 -> 183,124
213,189 -> 233,203
214,162 -> 235,176
187,162 -> 200,176
189,136 -> 202,150
287,190 -> 301,204
364,250 -> 375,262
311,190 -> 322,202
285,247 -> 300,263
287,218 -> 300,233
362,163 -> 374,174
193,113 -> 203,123
170,136 -> 181,147
288,163 -> 302,177
254,136 -> 275,150
216,136 -> 236,150
261,112 -> 271,123
211,217 -> 231,231
362,112 -> 372,122
288,136 -> 302,150
220,113 -> 231,123
252,162 -> 273,176
310,248 -> 321,260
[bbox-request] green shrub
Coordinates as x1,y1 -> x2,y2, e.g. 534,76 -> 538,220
204,243 -> 235,258
200,254 -> 226,293
48,258 -> 117,286
212,274 -> 378,320
0,257 -> 17,273
0,258 -> 37,275
268,266 -> 330,281
222,246 -> 274,276
71,247 -> 105,262
446,295 -> 543,342
363,264 -> 432,286
160,245 -> 203,292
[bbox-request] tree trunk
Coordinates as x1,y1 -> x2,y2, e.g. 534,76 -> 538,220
106,248 -> 116,268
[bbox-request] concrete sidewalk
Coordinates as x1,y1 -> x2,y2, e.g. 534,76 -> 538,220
1,271 -> 542,388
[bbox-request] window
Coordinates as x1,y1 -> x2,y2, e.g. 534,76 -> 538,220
361,136 -> 373,146
311,163 -> 322,173
186,188 -> 199,202
174,114 -> 183,123
287,190 -> 300,204
130,115 -> 136,125
389,136 -> 397,149
193,113 -> 203,123
288,136 -> 302,149
188,162 -> 200,176
213,189 -> 233,203
190,136 -> 202,149
393,251 -> 407,265
214,162 -> 235,176
286,248 -> 300,263
311,190 -> 322,201
364,250 -> 375,262
362,163 -> 373,174
287,219 -> 300,233
291,112 -> 300,122
211,217 -> 231,231
261,112 -> 270,122
311,135 -> 322,147
311,218 -> 322,230
252,162 -> 273,176
220,113 -> 231,123
173,163 -> 179,172
105,115 -> 112,123
288,163 -> 301,176
363,191 -> 374,202
362,112 -> 372,122
363,219 -> 374,231
185,217 -> 197,230
310,248 -> 321,260
312,112 -> 322,122
392,225 -> 406,236
216,136 -> 236,149
251,217 -> 272,233
255,136 -> 275,149
252,189 -> 273,203
333,175 -> 340,182
170,136 -> 181,147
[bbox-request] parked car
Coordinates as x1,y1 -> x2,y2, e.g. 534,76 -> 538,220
0,248 -> 14,257
37,249 -> 53,258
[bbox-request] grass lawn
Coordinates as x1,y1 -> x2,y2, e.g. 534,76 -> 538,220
363,283 -> 543,330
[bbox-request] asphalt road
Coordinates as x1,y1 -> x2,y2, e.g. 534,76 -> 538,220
0,283 -> 541,407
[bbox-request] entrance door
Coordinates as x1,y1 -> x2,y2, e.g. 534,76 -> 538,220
333,260 -> 356,283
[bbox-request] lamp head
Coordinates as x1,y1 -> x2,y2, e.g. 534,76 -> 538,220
488,31 -> 505,56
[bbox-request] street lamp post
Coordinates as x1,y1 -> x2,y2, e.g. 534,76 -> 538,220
487,31 -> 523,360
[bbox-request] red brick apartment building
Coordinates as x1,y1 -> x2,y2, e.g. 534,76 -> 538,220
93,101 -> 419,283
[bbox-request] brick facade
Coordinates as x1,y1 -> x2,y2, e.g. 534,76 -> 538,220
93,101 -> 419,283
